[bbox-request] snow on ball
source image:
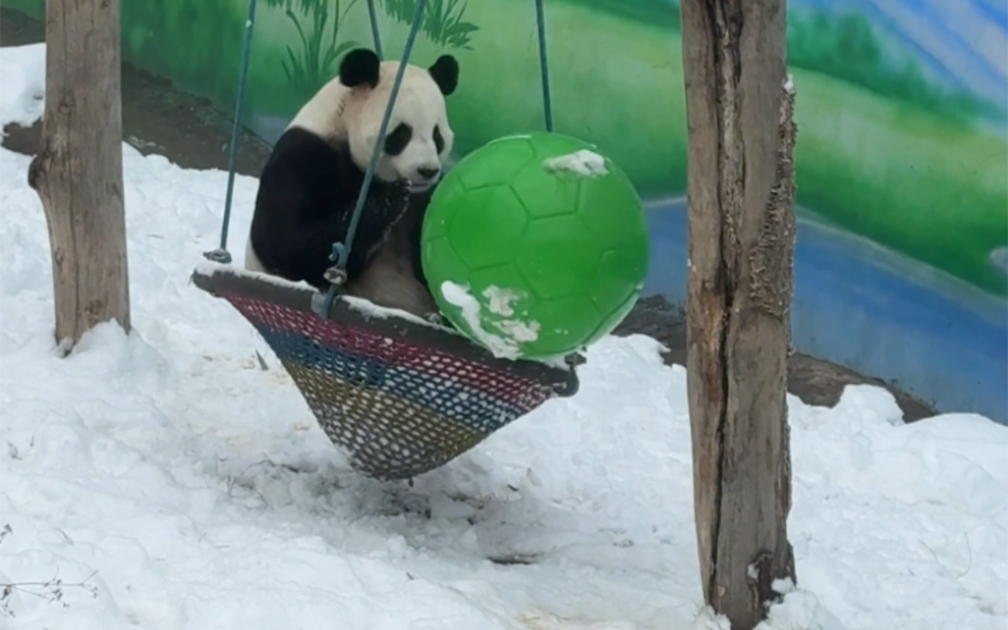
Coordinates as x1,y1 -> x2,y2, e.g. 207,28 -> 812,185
420,131 -> 649,361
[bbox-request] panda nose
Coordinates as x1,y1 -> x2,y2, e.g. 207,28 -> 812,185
417,167 -> 440,181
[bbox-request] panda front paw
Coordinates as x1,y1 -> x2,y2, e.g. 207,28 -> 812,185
386,179 -> 412,202
382,181 -> 413,227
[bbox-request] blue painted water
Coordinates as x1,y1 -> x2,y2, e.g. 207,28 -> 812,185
642,198 -> 1008,425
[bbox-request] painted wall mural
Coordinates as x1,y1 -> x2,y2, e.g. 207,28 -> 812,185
7,0 -> 1007,421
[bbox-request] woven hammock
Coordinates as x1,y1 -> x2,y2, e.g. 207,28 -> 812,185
191,262 -> 581,480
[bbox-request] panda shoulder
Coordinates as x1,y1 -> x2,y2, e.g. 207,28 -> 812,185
269,77 -> 353,171
287,76 -> 351,139
265,125 -> 347,174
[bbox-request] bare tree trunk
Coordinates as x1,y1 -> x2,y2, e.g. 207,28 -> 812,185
680,1 -> 797,628
28,0 -> 130,350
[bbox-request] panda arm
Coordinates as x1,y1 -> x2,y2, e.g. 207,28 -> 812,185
277,181 -> 408,281
336,181 -> 411,279
259,187 -> 407,288
251,138 -> 408,287
324,148 -> 413,278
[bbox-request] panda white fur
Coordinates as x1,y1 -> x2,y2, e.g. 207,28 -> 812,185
244,48 -> 459,319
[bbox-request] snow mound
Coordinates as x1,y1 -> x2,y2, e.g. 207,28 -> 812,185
0,43 -> 46,130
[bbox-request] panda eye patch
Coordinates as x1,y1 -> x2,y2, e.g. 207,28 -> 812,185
384,123 -> 412,156
433,125 -> 444,153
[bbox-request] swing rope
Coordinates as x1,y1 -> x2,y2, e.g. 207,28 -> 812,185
535,0 -> 553,132
205,0 -> 260,264
365,0 -> 384,60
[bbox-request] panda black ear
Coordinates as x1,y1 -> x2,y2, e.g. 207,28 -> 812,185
428,55 -> 459,96
339,48 -> 381,89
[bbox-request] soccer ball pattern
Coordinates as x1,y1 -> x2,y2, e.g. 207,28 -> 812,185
420,132 -> 649,360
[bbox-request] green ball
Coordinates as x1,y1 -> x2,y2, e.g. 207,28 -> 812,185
420,131 -> 649,361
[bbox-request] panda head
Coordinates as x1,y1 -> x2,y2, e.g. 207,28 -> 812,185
330,48 -> 459,193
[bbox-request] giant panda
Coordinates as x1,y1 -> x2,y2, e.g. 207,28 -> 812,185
244,47 -> 459,320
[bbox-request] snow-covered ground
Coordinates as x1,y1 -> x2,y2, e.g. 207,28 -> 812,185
1,42 -> 1006,630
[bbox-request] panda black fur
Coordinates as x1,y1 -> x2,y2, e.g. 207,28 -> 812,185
244,48 -> 459,319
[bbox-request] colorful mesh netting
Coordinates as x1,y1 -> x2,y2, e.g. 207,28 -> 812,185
192,263 -> 580,480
